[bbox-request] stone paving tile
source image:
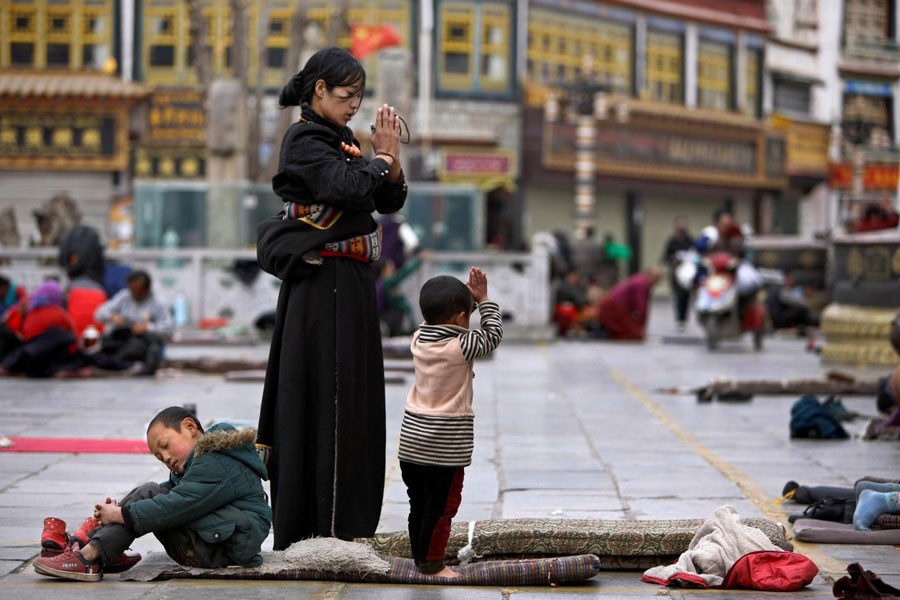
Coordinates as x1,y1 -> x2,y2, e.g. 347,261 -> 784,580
625,497 -> 764,520
341,584 -> 503,599
501,490 -> 623,513
616,472 -> 741,499
501,508 -> 628,520
0,546 -> 36,561
502,469 -> 616,491
821,545 -> 900,576
0,493 -> 100,508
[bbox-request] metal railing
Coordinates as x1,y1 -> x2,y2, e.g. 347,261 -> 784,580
0,247 -> 552,333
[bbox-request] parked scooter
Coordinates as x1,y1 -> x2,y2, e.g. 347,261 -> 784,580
693,251 -> 766,351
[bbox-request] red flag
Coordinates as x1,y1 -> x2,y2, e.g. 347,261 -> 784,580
350,23 -> 401,59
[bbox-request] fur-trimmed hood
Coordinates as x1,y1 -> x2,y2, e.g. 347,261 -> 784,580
190,424 -> 267,480
195,425 -> 258,456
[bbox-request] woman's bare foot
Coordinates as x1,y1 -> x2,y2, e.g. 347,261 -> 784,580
432,566 -> 459,578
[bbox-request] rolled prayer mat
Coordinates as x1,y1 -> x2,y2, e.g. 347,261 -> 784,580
359,517 -> 791,569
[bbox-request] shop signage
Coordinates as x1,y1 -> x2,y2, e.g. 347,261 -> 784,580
439,149 -> 517,189
844,79 -> 893,97
593,127 -> 757,173
148,88 -> 207,144
828,162 -> 899,191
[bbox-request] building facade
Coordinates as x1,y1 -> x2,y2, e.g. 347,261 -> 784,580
9,0 -> 886,260
521,0 -> 785,275
826,0 -> 900,234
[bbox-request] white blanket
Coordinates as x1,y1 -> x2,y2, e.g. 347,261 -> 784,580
642,505 -> 780,587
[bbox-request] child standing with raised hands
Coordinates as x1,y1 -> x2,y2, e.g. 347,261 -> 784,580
398,267 -> 503,577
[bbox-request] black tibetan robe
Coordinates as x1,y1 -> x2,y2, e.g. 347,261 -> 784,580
257,106 -> 407,549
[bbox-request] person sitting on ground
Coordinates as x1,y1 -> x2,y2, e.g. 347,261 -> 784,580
854,201 -> 899,233
765,271 -> 819,333
58,225 -> 109,339
866,364 -> 900,440
553,270 -> 595,337
33,406 -> 272,582
0,274 -> 26,317
594,268 -> 662,340
0,274 -> 27,361
93,270 -> 173,375
1,279 -> 88,378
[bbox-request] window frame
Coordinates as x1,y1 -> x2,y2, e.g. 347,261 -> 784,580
1,0 -> 114,70
436,0 -> 516,99
697,36 -> 734,112
644,28 -> 684,104
526,6 -> 633,96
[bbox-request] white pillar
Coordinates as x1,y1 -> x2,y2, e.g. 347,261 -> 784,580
121,0 -> 135,82
418,0 -> 434,140
685,23 -> 698,108
634,15 -> 647,97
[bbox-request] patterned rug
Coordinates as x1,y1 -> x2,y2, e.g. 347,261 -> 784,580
121,551 -> 600,585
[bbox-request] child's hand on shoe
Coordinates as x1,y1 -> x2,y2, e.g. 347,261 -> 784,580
467,267 -> 488,304
96,498 -> 124,525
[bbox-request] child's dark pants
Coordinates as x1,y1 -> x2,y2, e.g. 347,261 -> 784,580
400,461 -> 465,574
88,482 -> 232,569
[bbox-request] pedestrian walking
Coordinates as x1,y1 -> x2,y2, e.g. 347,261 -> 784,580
661,216 -> 694,330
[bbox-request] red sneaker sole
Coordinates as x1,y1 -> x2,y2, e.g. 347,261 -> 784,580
34,561 -> 102,582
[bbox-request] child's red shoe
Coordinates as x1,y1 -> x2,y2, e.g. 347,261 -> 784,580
105,551 -> 142,573
73,517 -> 101,547
33,547 -> 102,582
40,517 -> 68,557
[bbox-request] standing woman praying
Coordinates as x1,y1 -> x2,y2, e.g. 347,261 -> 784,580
255,47 -> 407,548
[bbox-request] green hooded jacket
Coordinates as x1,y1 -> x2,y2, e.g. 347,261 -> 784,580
123,424 -> 272,567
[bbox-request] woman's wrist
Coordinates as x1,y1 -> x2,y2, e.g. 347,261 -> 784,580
374,151 -> 396,165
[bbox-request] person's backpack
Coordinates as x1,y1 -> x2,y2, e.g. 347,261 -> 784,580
790,395 -> 849,439
788,496 -> 856,524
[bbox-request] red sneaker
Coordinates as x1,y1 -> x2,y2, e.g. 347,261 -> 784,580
105,550 -> 142,573
33,547 -> 102,582
73,517 -> 101,547
40,517 -> 68,557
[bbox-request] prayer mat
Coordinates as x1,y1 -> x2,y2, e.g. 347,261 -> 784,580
359,517 -> 791,570
121,551 -> 600,585
793,519 -> 900,544
0,437 -> 148,453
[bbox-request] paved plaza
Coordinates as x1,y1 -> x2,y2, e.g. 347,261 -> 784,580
0,301 -> 898,598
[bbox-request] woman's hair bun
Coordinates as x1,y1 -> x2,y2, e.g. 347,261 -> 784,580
278,71 -> 303,107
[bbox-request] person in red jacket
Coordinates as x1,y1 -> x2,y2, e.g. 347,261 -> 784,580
66,276 -> 107,339
1,279 -> 84,378
595,268 -> 663,340
18,280 -> 75,341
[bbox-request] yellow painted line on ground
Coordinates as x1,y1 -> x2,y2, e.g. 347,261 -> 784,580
609,368 -> 848,581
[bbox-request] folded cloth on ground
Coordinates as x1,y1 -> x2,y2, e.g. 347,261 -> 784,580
792,518 -> 900,544
121,546 -> 600,585
359,516 -> 791,569
641,506 -> 783,588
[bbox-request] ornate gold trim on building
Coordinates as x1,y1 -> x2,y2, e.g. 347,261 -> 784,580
0,72 -> 148,172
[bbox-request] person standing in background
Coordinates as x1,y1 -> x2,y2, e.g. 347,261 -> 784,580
661,216 -> 694,331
